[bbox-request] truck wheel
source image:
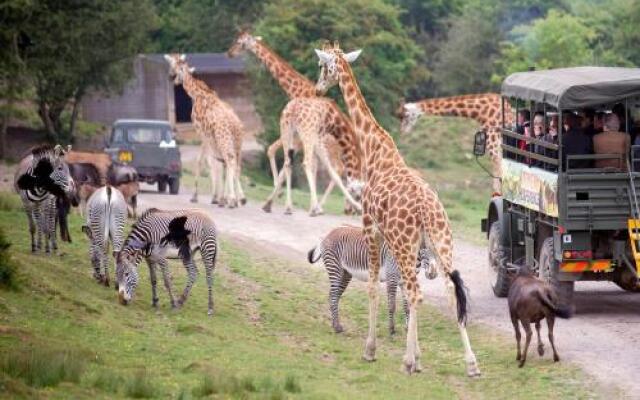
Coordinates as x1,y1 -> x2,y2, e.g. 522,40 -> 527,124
169,177 -> 180,195
488,222 -> 511,297
158,179 -> 167,193
614,269 -> 640,292
539,237 -> 574,309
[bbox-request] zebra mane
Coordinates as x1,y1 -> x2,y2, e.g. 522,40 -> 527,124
138,207 -> 159,221
28,144 -> 56,160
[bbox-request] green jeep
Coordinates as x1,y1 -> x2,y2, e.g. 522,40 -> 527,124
105,119 -> 182,194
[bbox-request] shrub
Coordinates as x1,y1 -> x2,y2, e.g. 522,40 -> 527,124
0,346 -> 85,388
0,227 -> 18,289
283,374 -> 301,393
124,369 -> 158,399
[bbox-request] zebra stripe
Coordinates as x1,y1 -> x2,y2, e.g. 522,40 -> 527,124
82,186 -> 127,287
116,208 -> 218,315
308,225 -> 434,334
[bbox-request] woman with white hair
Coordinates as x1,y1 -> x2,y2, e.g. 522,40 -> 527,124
593,113 -> 630,171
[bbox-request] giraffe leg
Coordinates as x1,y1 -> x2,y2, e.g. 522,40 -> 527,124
207,155 -> 219,205
302,144 -> 321,216
215,160 -> 225,206
262,165 -> 286,213
446,274 -> 481,376
267,139 -> 281,189
191,144 -> 206,203
394,248 -> 422,374
318,179 -> 335,210
283,149 -> 294,215
363,217 -> 381,362
225,157 -> 238,208
317,145 -> 362,212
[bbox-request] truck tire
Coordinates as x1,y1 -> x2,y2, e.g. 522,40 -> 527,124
614,269 -> 640,292
488,222 -> 511,297
158,179 -> 167,193
539,237 -> 574,309
169,177 -> 180,195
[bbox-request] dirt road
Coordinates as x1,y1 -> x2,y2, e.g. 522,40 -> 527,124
137,184 -> 640,398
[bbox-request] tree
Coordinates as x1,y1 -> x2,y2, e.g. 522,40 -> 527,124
494,9 -> 596,82
151,0 -> 265,53
431,4 -> 503,95
251,0 -> 425,146
23,0 -> 156,142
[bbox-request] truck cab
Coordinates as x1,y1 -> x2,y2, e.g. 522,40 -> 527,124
476,67 -> 640,308
105,119 -> 182,194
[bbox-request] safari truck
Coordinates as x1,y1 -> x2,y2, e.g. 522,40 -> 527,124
105,119 -> 182,194
475,67 -> 640,307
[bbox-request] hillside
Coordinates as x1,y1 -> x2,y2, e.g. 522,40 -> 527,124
0,192 -> 599,399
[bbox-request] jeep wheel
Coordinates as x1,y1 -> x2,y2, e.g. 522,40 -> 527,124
169,177 -> 180,195
539,237 -> 574,309
488,222 -> 511,297
158,179 -> 167,193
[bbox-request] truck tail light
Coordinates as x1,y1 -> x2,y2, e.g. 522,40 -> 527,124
563,250 -> 593,259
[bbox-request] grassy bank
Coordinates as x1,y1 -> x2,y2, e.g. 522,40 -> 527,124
0,192 -> 599,399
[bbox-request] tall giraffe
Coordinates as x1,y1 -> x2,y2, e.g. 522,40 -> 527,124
315,43 -> 480,376
164,54 -> 246,207
227,32 -> 363,216
397,94 -> 514,194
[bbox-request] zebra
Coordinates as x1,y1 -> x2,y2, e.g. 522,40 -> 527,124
14,145 -> 77,253
81,186 -> 127,287
308,225 -> 436,335
115,208 -> 218,315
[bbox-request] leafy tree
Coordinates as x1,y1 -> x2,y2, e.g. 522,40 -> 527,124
494,9 -> 596,82
431,4 -> 502,95
251,0 -> 425,147
22,0 -> 156,142
151,0 -> 265,52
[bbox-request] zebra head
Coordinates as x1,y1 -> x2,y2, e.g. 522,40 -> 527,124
18,145 -> 76,199
115,246 -> 142,305
418,247 -> 437,280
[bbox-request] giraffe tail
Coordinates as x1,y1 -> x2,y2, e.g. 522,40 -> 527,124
448,270 -> 469,325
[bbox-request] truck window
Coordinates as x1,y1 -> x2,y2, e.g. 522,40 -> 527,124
112,128 -> 125,143
127,127 -> 166,144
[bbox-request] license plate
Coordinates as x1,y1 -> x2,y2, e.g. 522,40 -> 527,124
118,151 -> 133,163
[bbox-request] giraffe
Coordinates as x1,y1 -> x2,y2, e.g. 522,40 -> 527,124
164,54 -> 246,208
397,93 -> 514,194
314,43 -> 480,376
227,32 -> 363,216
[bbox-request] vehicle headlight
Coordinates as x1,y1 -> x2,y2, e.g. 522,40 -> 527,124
118,151 -> 133,163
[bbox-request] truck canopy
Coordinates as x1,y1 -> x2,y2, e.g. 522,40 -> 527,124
501,67 -> 640,109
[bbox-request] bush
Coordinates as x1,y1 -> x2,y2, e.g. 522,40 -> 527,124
124,369 -> 158,399
0,346 -> 85,388
90,369 -> 123,394
0,227 -> 18,289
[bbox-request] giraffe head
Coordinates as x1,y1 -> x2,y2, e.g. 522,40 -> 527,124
397,101 -> 423,134
163,53 -> 195,85
314,43 -> 362,95
227,31 -> 262,58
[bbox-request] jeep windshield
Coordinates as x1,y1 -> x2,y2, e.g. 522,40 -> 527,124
112,125 -> 172,144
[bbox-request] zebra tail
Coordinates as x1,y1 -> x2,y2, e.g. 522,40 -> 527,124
449,270 -> 469,325
103,186 -> 112,253
307,245 -> 322,264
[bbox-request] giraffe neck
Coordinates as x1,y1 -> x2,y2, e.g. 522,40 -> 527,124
337,59 -> 403,181
252,40 -> 316,98
329,109 -> 363,181
181,71 -> 219,103
417,93 -> 503,128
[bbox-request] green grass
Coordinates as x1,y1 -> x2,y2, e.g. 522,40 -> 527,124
0,192 -> 602,399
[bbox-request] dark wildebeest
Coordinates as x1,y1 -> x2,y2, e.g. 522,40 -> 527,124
108,164 -> 139,218
69,162 -> 102,217
508,266 -> 571,367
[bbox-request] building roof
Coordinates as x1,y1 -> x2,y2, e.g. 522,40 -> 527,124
145,53 -> 246,74
501,67 -> 640,109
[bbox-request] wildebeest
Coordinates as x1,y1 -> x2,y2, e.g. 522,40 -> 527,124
508,266 -> 571,367
69,162 -> 102,217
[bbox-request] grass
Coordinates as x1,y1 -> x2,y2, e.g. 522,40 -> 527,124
0,191 -> 603,399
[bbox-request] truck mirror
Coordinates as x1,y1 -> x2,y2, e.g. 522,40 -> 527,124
473,130 -> 487,156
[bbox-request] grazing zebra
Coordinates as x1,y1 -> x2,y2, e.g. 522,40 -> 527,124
308,225 -> 436,334
115,208 -> 218,315
81,186 -> 127,287
14,145 -> 76,253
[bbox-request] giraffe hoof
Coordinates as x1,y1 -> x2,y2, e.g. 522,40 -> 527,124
467,362 -> 482,377
538,345 -> 544,357
240,198 -> 247,206
190,197 -> 198,203
284,208 -> 293,215
210,198 -> 218,205
262,203 -> 272,213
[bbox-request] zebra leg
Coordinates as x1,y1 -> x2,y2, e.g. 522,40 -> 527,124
177,254 -> 198,308
387,280 -> 398,336
26,207 -> 37,252
146,259 -> 159,308
202,244 -> 217,316
48,198 -> 58,252
102,243 -> 110,287
329,272 -> 352,333
158,258 -> 176,308
90,243 -> 102,282
33,205 -> 44,252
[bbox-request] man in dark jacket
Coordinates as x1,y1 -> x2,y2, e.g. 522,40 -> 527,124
562,113 -> 593,170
